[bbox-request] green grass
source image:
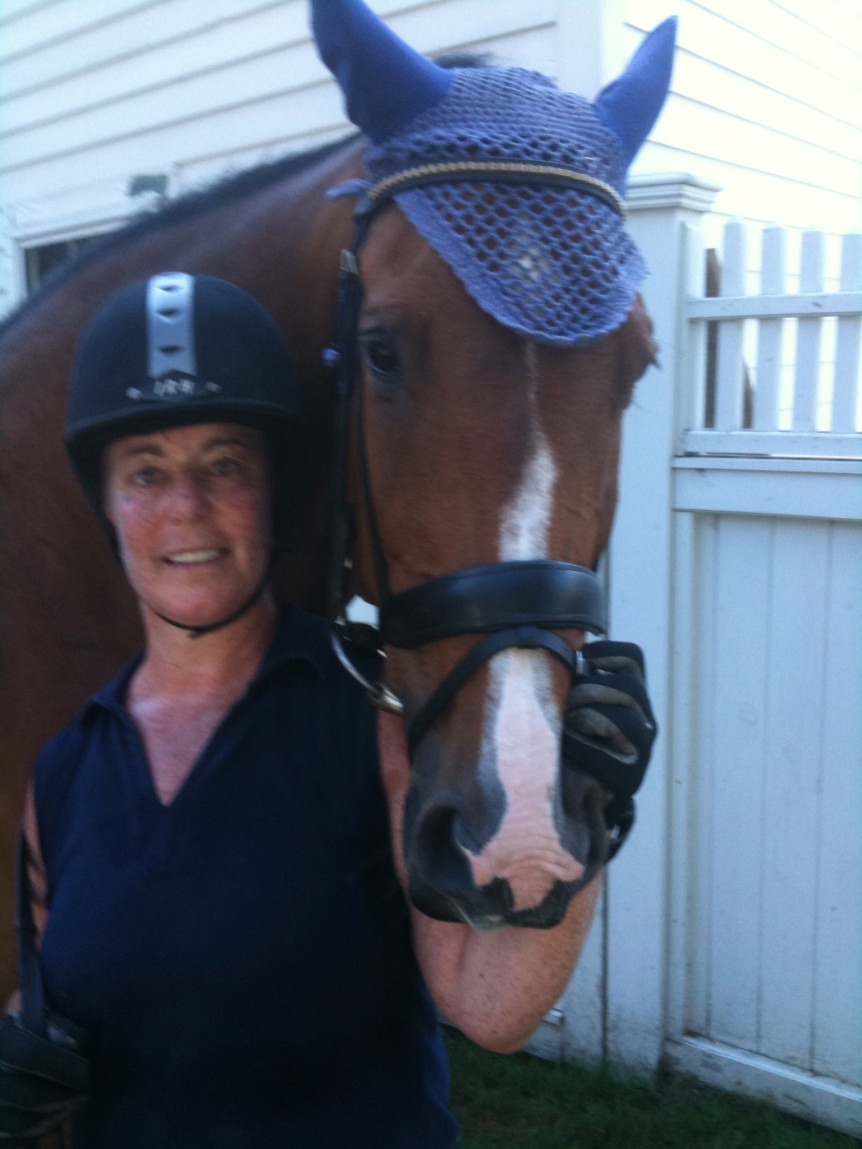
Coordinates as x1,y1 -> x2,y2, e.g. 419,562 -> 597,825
444,1032 -> 859,1149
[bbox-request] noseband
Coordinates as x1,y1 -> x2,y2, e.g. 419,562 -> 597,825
326,163 -> 612,753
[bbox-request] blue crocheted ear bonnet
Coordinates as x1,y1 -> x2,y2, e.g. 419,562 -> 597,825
311,0 -> 676,348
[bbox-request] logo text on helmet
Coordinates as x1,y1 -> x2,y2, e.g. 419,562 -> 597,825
153,376 -> 197,398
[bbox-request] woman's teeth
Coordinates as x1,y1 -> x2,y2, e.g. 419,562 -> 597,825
168,549 -> 221,564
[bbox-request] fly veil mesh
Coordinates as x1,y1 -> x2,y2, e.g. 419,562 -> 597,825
357,67 -> 647,348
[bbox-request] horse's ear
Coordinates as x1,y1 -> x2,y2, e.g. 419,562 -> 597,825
309,0 -> 452,142
593,16 -> 677,172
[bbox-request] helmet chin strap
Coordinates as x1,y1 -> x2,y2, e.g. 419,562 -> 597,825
150,554 -> 275,640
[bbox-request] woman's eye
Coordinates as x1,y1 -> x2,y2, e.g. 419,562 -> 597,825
211,458 -> 239,477
361,334 -> 402,383
132,467 -> 161,487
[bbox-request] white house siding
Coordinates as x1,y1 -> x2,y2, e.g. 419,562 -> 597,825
626,0 -> 862,243
3,0 -> 862,312
0,0 -> 564,313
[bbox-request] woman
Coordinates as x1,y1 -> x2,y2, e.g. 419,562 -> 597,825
18,271 -> 649,1148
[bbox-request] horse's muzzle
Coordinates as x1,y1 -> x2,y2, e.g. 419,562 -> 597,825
403,766 -> 609,930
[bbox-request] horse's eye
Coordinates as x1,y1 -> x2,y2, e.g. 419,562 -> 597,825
360,333 -> 402,384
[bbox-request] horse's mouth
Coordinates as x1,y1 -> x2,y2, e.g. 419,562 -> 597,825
408,867 -> 603,930
406,800 -> 608,929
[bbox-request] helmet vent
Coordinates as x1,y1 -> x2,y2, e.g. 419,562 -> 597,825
147,272 -> 197,381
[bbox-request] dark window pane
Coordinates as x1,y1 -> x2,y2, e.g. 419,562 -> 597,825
25,237 -> 98,293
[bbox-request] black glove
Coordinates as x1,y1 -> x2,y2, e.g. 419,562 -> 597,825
0,1012 -> 90,1146
562,641 -> 657,860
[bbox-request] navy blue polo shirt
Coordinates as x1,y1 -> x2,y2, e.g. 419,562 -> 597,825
35,607 -> 456,1149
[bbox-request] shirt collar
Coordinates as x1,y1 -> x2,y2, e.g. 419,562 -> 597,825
84,605 -> 331,720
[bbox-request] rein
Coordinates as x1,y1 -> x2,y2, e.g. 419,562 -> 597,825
325,162 -> 608,748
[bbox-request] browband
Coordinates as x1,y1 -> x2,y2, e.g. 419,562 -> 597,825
358,161 -> 626,219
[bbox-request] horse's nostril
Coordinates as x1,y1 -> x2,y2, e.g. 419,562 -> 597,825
451,814 -> 485,857
406,802 -> 482,923
413,804 -> 473,890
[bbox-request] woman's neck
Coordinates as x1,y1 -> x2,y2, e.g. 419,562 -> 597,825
131,596 -> 278,704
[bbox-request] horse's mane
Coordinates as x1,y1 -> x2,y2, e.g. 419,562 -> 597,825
0,52 -> 490,341
0,133 -> 360,340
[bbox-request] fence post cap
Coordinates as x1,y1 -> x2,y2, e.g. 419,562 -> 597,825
627,173 -> 721,213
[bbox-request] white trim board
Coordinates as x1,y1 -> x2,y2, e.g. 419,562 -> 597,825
664,1035 -> 862,1140
672,458 -> 862,521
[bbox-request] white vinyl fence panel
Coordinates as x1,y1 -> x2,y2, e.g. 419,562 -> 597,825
539,186 -> 862,1141
652,208 -> 861,1137
672,232 -> 862,1125
682,513 -> 862,1071
683,223 -> 862,457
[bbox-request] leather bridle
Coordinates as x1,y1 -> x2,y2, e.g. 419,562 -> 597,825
325,163 -> 611,755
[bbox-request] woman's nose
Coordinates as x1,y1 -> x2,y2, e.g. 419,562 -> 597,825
165,473 -> 209,519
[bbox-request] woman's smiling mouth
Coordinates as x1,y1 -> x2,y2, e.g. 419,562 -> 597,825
165,549 -> 225,565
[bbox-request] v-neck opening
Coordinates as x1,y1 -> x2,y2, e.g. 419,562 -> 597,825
87,607 -> 336,810
124,682 -> 253,812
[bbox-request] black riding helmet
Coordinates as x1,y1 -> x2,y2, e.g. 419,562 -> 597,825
64,272 -> 303,636
65,271 -> 303,528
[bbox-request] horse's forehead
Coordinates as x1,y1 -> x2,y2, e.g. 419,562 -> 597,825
356,207 -> 654,440
358,204 -> 453,287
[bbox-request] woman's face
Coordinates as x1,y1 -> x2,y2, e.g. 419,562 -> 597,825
103,422 -> 273,631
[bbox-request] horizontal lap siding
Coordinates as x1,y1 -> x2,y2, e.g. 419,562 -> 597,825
0,1 -> 336,204
688,512 -> 862,1085
0,1 -> 558,187
0,0 -> 560,311
627,0 -> 862,233
3,0 -> 861,240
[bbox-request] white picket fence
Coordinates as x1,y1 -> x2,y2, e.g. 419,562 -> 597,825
685,222 -> 862,457
531,175 -> 862,1141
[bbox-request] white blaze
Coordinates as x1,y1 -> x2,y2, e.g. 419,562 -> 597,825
498,434 -> 555,560
466,344 -> 585,911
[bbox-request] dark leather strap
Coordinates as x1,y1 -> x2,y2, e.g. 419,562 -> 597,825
380,560 -> 605,649
14,830 -> 46,1039
0,1016 -> 90,1093
407,625 -> 579,756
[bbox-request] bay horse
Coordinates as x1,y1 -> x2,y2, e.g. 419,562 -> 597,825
0,10 -> 671,997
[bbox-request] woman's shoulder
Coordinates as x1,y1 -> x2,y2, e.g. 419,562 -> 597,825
269,605 -> 382,697
33,656 -> 138,838
32,713 -> 93,869
33,700 -> 99,798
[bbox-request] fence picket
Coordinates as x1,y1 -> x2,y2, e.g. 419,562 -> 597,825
715,222 -> 747,431
793,232 -> 824,432
685,219 -> 862,456
753,228 -> 785,431
832,233 -> 862,433
681,222 -> 708,434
